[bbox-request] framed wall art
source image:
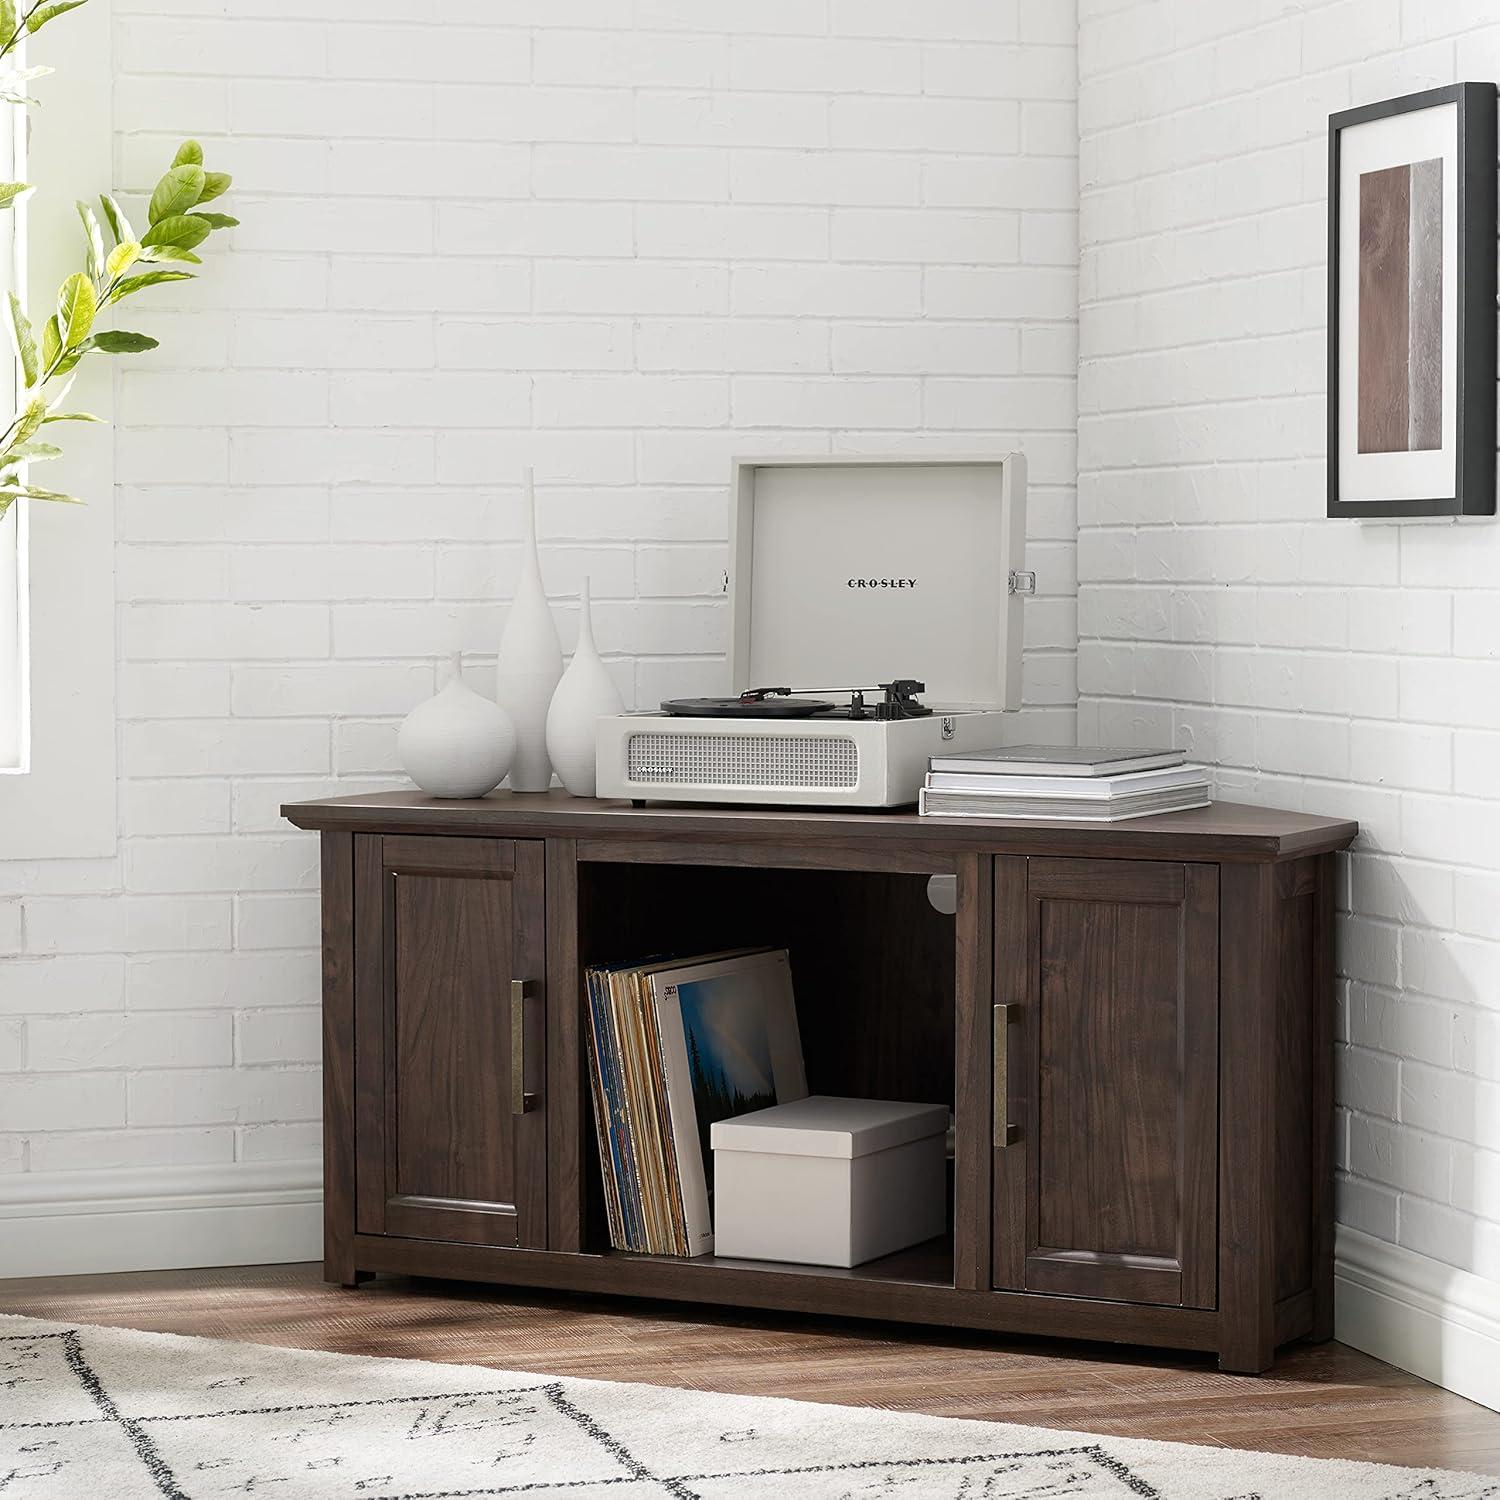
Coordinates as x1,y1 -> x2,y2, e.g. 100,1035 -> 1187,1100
1328,83 -> 1497,517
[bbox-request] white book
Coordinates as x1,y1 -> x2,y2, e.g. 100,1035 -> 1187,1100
919,785 -> 1211,822
645,949 -> 807,1258
925,764 -> 1209,798
928,744 -> 1185,777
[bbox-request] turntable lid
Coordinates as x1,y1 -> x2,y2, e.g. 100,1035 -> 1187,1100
727,455 -> 1027,709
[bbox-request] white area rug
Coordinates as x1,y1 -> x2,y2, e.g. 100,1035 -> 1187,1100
0,1312 -> 1495,1498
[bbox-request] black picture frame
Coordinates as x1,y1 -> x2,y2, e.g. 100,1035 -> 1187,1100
1327,82 -> 1497,518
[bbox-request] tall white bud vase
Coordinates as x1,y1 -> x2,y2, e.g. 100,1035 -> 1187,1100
495,467 -> 563,792
546,578 -> 624,797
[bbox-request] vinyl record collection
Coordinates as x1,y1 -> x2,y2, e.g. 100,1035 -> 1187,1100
584,947 -> 807,1257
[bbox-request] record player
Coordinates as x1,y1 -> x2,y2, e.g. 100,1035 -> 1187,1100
596,453 -> 1031,808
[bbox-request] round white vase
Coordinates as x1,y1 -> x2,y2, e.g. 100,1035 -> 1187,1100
546,578 -> 624,797
495,466 -> 564,792
398,656 -> 516,799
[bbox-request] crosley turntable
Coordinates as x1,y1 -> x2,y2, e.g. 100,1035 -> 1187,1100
595,454 -> 1032,808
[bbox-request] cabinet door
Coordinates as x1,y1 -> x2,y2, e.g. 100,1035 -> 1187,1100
993,857 -> 1217,1308
354,834 -> 546,1248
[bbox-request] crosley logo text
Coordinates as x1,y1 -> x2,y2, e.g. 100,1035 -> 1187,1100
846,577 -> 917,589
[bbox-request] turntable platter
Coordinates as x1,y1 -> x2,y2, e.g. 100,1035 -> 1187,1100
660,696 -> 836,719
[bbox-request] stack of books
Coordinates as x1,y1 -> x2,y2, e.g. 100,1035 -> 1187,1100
584,947 -> 807,1258
918,745 -> 1210,822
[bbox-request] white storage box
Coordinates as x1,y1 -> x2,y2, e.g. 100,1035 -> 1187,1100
710,1095 -> 948,1267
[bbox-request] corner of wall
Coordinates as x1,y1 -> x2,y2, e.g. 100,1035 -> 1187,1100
1337,1226 -> 1500,1414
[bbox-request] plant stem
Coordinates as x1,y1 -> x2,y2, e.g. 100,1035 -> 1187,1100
0,3 -> 42,64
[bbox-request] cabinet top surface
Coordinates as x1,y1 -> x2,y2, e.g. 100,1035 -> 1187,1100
282,789 -> 1356,861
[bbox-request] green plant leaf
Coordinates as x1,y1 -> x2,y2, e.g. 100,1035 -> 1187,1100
76,199 -> 105,280
39,314 -> 59,371
195,170 -> 231,206
0,63 -> 52,103
0,65 -> 49,104
0,484 -> 85,504
0,181 -> 32,209
148,164 -> 204,225
99,193 -> 135,245
25,0 -> 89,33
140,212 -> 210,252
8,440 -> 61,460
0,1 -> 16,46
195,211 -> 238,230
105,240 -> 140,278
56,271 -> 96,348
42,410 -> 103,423
139,244 -> 200,264
106,269 -> 194,303
6,292 -> 36,387
12,393 -> 48,445
89,330 -> 158,353
172,140 -> 203,168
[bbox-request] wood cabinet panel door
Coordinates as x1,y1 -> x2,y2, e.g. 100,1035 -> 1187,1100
354,834 -> 547,1248
993,856 -> 1218,1308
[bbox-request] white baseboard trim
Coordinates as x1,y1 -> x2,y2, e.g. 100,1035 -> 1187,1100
1336,1225 -> 1500,1413
4,1171 -> 1496,1409
0,1160 -> 322,1279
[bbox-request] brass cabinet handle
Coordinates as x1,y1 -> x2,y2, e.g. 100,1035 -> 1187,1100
993,1003 -> 1019,1148
511,979 -> 538,1115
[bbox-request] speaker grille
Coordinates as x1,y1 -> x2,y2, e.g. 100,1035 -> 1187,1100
626,732 -> 859,789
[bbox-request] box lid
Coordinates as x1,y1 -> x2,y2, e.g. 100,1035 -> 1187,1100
710,1095 -> 949,1160
727,455 -> 1027,709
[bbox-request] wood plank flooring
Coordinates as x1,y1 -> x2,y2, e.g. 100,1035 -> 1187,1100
1,1261 -> 1497,1476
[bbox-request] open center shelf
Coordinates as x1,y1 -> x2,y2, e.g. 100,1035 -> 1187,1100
575,857 -> 958,1282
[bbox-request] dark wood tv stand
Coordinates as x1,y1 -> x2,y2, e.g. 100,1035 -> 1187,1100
284,790 -> 1357,1374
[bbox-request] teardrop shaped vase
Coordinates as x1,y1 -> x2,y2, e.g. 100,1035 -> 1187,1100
546,579 -> 624,797
399,662 -> 516,799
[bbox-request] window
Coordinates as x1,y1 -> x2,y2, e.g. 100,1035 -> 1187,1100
0,504 -> 26,774
0,64 -> 23,773
0,1 -> 116,854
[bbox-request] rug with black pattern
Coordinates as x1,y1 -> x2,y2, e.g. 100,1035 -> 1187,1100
1,1312 -> 1495,1498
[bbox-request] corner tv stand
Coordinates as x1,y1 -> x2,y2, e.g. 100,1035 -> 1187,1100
284,791 -> 1357,1374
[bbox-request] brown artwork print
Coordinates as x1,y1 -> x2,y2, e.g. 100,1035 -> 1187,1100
1358,156 -> 1444,453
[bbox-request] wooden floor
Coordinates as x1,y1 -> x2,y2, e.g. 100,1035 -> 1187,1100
1,1262 -> 1498,1476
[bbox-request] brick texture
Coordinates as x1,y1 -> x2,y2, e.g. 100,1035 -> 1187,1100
0,2 -> 1077,1184
1078,0 -> 1500,1281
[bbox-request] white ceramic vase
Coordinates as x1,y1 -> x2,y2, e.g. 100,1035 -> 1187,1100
398,655 -> 515,799
546,578 -> 624,797
494,467 -> 564,792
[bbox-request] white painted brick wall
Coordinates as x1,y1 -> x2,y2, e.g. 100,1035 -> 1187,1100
0,2 -> 1077,1192
1078,0 -> 1500,1282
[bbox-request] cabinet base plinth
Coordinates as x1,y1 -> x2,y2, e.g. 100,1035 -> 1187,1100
343,1233 -> 1229,1357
